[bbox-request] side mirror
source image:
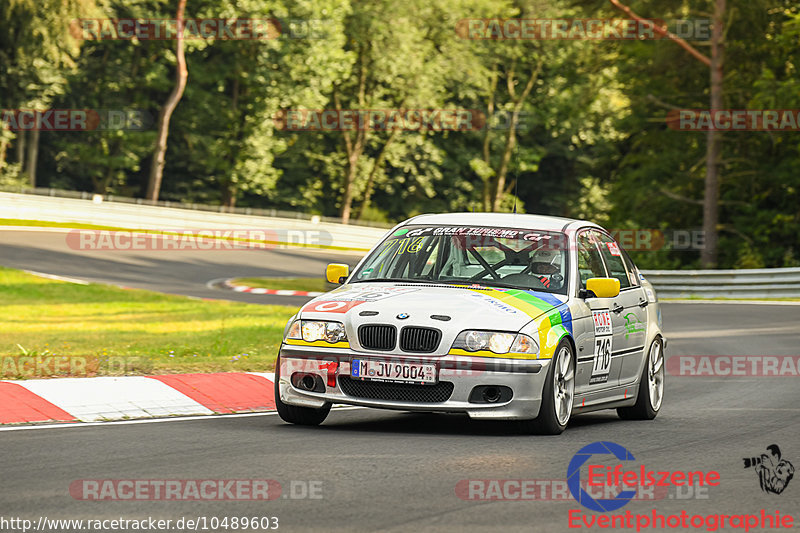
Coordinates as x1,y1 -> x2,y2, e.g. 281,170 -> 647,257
326,263 -> 350,284
585,277 -> 620,298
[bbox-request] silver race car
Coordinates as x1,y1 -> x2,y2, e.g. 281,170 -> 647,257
275,213 -> 665,434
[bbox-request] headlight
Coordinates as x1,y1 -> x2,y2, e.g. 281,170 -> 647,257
286,320 -> 347,343
286,320 -> 301,339
453,330 -> 538,355
509,334 -> 537,354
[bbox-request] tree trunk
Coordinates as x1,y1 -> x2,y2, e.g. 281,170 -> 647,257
489,61 -> 538,211
335,47 -> 368,225
356,129 -> 398,221
340,154 -> 360,224
491,125 -> 516,212
146,0 -> 188,202
222,185 -> 237,208
222,189 -> 237,209
26,128 -> 39,187
608,0 -> 719,266
15,130 -> 26,176
0,137 -> 8,171
701,0 -> 725,268
481,65 -> 499,212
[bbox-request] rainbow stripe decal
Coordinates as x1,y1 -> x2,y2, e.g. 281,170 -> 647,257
463,287 -> 573,360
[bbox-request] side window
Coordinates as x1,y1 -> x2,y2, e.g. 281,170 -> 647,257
621,249 -> 640,287
577,231 -> 607,289
596,233 -> 632,289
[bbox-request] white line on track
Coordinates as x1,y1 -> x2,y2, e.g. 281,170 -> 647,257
663,299 -> 800,306
0,406 -> 365,432
702,407 -> 800,411
667,325 -> 800,339
23,270 -> 89,285
0,225 -> 73,233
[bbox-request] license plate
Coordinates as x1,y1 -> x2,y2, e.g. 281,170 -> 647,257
351,359 -> 437,384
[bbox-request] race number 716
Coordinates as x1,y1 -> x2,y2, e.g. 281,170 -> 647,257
593,337 -> 611,374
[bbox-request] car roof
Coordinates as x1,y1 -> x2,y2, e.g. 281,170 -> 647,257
403,212 -> 602,233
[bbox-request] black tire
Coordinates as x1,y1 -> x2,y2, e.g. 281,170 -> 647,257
618,337 -> 664,421
274,355 -> 331,426
519,339 -> 574,435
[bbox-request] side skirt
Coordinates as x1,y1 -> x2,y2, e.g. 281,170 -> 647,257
572,385 -> 638,414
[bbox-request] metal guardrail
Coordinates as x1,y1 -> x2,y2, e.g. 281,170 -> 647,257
0,186 -> 394,229
0,191 -> 388,252
2,189 -> 797,297
642,268 -> 800,299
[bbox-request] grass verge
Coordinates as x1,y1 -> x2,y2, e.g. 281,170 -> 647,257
0,266 -> 298,378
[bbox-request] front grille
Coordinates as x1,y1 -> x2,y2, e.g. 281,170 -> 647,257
399,327 -> 441,353
338,377 -> 454,403
358,324 -> 396,351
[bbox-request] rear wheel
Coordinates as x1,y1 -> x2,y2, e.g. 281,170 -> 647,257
618,337 -> 664,420
274,356 -> 331,426
520,340 -> 574,435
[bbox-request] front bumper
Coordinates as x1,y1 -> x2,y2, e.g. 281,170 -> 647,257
278,344 -> 551,420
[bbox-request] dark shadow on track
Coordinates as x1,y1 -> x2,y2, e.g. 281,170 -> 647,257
267,409 -> 629,437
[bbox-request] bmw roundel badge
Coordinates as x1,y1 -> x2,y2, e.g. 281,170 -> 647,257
396,313 -> 410,319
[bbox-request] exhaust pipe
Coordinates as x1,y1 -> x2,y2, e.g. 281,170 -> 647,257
301,375 -> 317,391
469,385 -> 512,404
482,387 -> 502,403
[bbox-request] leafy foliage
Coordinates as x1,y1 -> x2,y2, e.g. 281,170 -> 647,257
2,0 -> 799,267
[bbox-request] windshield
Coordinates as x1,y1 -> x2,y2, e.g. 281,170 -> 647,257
353,225 -> 569,294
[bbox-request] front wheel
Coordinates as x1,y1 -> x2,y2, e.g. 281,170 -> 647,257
618,337 -> 664,420
274,356 -> 331,426
520,340 -> 574,435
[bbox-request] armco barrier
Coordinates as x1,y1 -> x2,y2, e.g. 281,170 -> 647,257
0,191 -> 387,252
2,190 -> 797,297
641,268 -> 800,299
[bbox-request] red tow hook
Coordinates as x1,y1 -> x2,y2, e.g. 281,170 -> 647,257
319,361 -> 339,387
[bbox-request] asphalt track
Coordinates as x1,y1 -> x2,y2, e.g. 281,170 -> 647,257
0,229 -> 361,306
1,229 -> 799,532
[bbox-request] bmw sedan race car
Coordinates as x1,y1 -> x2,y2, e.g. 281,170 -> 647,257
275,213 -> 666,434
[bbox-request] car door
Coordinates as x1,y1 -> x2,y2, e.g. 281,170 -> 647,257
573,229 -> 620,393
594,231 -> 648,387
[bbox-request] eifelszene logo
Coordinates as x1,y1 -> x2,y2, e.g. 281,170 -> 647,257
567,441 -> 637,512
567,441 -> 721,512
743,445 -> 795,495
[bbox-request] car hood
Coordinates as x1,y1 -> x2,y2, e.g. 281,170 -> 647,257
299,283 -> 568,352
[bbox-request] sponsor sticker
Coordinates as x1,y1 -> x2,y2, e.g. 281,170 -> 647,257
592,310 -> 612,336
302,286 -> 418,313
606,242 -> 622,256
591,310 -> 613,384
590,336 -> 613,384
303,300 -> 364,313
467,292 -> 520,314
